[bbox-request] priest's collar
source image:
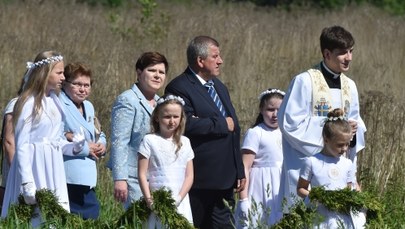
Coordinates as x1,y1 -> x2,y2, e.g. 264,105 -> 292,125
321,61 -> 341,79
320,61 -> 341,89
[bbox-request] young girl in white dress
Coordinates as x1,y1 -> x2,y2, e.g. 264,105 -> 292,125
297,108 -> 357,229
236,88 -> 285,228
138,94 -> 194,228
1,51 -> 85,226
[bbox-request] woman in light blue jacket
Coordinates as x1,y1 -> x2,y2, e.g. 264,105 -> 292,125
107,52 -> 168,208
60,62 -> 107,219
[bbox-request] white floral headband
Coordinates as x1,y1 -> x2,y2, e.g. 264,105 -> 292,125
321,115 -> 348,126
258,88 -> 285,100
23,55 -> 64,89
157,95 -> 185,106
26,55 -> 64,70
325,116 -> 347,122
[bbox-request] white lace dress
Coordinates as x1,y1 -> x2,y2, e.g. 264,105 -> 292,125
138,134 -> 194,228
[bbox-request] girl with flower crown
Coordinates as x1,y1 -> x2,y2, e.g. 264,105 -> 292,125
235,88 -> 285,228
297,108 -> 360,228
1,51 -> 85,226
138,94 -> 194,228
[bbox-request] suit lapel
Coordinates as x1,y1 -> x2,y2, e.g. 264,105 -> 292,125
185,69 -> 221,112
131,84 -> 157,117
60,92 -> 94,139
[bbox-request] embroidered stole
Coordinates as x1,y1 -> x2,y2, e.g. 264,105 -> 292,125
308,68 -> 351,117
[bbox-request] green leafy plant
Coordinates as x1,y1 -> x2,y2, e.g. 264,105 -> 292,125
231,184 -> 320,229
2,188 -> 193,228
309,186 -> 384,225
3,189 -> 108,228
117,187 -> 194,228
271,198 -> 320,229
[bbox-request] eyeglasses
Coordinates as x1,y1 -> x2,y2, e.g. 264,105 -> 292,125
65,80 -> 91,89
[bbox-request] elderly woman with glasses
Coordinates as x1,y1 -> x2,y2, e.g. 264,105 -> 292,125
60,62 -> 107,220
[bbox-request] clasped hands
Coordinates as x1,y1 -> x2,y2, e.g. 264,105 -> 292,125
88,142 -> 106,159
66,127 -> 105,158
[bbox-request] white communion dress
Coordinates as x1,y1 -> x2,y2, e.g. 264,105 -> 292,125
300,153 -> 356,229
1,93 -> 76,226
241,123 -> 284,226
138,134 -> 194,228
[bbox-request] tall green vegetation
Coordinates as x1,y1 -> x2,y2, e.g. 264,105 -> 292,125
369,0 -> 405,14
0,0 -> 404,227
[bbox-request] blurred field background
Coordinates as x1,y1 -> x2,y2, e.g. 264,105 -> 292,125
0,0 -> 404,226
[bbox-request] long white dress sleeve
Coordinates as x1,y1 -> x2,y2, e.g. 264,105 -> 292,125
138,134 -> 194,228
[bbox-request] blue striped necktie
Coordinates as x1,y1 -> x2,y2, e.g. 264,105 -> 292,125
204,81 -> 227,117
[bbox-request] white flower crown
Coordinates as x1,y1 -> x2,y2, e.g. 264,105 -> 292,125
157,95 -> 185,106
321,115 -> 347,125
26,55 -> 63,70
258,88 -> 285,100
325,116 -> 346,122
320,115 -> 347,126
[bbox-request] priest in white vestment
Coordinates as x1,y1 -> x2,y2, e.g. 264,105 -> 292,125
277,26 -> 366,217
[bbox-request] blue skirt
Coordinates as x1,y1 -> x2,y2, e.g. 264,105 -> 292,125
67,184 -> 100,220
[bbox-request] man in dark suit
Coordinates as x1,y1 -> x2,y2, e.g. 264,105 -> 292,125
165,35 -> 246,229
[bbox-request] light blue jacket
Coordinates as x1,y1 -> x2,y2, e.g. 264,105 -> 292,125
60,91 -> 107,188
107,84 -> 158,202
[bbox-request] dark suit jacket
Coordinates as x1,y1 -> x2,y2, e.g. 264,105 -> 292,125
165,67 -> 245,190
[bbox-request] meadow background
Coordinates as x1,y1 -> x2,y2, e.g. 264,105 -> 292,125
0,0 -> 404,227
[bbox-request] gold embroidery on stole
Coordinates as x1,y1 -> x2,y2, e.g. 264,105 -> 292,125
308,68 -> 351,117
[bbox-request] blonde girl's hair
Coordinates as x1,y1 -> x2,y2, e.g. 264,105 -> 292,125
13,51 -> 63,126
322,108 -> 352,140
150,95 -> 186,154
